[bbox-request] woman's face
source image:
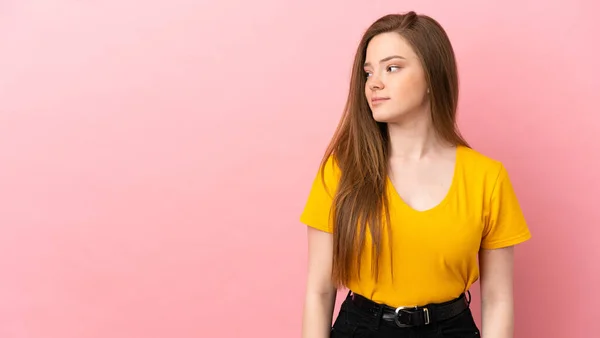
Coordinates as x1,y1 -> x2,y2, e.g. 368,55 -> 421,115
363,32 -> 430,123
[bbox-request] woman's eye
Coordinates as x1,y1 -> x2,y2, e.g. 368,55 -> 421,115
388,65 -> 400,72
365,71 -> 372,78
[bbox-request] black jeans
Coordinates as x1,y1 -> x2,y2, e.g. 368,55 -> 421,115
331,293 -> 480,338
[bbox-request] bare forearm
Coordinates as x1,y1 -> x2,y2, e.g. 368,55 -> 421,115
481,299 -> 514,338
302,291 -> 336,338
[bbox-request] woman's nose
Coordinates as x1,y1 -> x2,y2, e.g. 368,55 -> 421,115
369,77 -> 384,91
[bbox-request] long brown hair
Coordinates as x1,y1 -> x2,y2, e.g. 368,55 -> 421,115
321,12 -> 470,287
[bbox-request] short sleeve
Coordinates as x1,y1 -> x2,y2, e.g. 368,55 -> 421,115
299,156 -> 340,233
481,164 -> 532,250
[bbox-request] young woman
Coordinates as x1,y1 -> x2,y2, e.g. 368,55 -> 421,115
300,12 -> 531,338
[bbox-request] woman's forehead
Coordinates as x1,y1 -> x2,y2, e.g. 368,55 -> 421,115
365,33 -> 416,62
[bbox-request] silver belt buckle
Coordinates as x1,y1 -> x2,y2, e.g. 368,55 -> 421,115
394,306 -> 430,327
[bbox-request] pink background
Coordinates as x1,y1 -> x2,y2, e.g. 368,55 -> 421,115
0,1 -> 598,337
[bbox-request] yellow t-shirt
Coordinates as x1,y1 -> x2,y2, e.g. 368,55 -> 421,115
299,146 -> 531,307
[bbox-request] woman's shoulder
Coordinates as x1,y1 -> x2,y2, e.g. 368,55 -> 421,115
319,154 -> 341,178
308,154 -> 342,194
458,146 -> 506,179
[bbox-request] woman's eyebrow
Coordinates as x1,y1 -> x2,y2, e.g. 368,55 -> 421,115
364,55 -> 406,67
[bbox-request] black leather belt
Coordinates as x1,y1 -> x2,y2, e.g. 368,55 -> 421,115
348,290 -> 470,327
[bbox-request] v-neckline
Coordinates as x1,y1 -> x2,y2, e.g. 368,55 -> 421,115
386,146 -> 462,214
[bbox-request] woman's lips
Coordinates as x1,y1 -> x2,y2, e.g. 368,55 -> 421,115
371,97 -> 390,105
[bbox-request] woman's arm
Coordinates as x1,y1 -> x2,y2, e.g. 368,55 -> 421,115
302,227 -> 337,338
479,246 -> 515,338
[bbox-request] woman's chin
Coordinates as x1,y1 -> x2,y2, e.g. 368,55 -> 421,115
372,111 -> 401,123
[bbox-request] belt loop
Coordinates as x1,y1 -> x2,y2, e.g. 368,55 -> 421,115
373,304 -> 383,331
